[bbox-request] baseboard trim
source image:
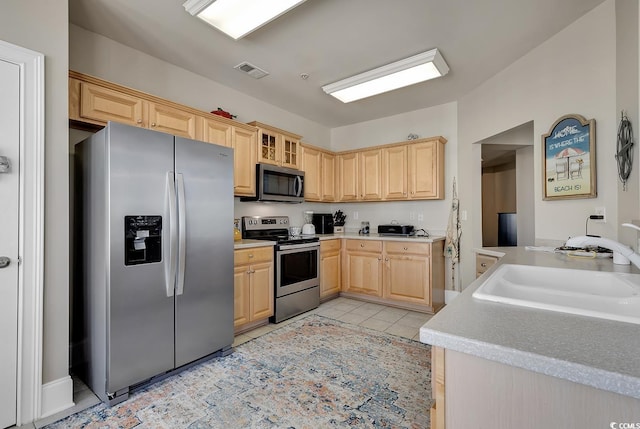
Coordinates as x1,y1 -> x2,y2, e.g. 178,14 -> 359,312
40,376 -> 75,419
445,290 -> 460,304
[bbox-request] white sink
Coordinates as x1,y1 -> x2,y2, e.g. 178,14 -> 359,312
472,264 -> 640,325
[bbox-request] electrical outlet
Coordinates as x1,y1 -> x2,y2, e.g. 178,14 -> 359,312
594,207 -> 606,223
417,213 -> 424,221
353,211 -> 359,220
461,210 -> 468,221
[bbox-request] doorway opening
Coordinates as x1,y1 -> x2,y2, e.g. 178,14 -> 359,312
479,122 -> 535,247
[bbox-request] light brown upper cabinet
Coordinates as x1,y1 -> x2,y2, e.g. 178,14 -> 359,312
69,70 -> 258,197
70,76 -> 197,139
301,144 -> 336,202
338,152 -> 359,201
335,137 -> 446,202
321,151 -> 337,201
147,101 -> 198,139
72,79 -> 146,128
359,149 -> 383,200
199,117 -> 258,197
301,145 -> 322,201
409,139 -> 446,199
248,121 -> 302,170
382,145 -> 409,199
231,127 -> 258,197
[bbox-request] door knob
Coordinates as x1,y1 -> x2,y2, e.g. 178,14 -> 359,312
0,257 -> 11,268
0,156 -> 10,173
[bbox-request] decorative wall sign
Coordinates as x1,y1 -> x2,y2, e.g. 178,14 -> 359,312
542,114 -> 596,200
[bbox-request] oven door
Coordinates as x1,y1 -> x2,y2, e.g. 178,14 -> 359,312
276,243 -> 319,297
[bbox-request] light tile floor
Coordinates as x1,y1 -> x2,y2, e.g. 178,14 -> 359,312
233,297 -> 433,347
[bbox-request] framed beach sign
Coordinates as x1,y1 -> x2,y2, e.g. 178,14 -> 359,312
542,114 -> 596,200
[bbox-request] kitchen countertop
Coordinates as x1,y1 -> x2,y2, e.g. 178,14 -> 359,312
316,232 -> 445,243
233,239 -> 276,249
420,246 -> 640,399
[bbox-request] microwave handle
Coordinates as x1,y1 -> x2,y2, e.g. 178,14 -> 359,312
294,175 -> 303,197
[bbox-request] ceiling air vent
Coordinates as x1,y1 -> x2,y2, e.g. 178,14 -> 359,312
234,62 -> 269,79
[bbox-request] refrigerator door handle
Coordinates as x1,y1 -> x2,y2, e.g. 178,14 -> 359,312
176,173 -> 187,296
165,172 -> 177,297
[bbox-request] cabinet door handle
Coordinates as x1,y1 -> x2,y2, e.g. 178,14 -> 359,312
481,262 -> 487,267
360,243 -> 365,247
246,269 -> 252,274
249,254 -> 254,258
136,119 -> 143,124
151,122 -> 157,127
403,246 -> 408,250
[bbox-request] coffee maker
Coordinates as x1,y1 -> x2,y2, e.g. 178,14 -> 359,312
312,213 -> 334,234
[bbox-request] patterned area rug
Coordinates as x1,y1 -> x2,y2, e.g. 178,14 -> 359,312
45,315 -> 432,428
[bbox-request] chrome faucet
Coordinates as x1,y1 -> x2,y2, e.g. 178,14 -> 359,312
565,223 -> 640,268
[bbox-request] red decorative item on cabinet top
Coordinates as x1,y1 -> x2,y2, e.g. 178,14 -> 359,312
211,108 -> 236,119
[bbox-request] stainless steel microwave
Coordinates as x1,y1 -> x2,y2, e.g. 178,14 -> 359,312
241,163 -> 305,203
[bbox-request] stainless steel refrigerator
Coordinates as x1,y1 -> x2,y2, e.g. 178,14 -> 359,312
73,122 -> 234,405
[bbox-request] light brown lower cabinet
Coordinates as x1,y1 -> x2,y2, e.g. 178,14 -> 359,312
476,253 -> 500,278
343,240 -> 384,296
233,247 -> 274,331
433,347 -> 640,428
320,239 -> 342,299
342,239 -> 445,313
431,346 -> 446,429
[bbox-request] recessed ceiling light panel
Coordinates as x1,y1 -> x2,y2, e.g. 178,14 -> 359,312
322,48 -> 450,103
183,0 -> 307,40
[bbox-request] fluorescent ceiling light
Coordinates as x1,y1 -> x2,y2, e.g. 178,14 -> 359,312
322,49 -> 450,103
183,0 -> 307,40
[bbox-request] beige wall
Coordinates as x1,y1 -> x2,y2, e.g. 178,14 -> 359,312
0,1 -> 69,384
616,0 -> 640,246
458,0 -> 623,287
69,25 -> 330,148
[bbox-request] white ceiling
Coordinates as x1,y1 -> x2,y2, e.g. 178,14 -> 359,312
69,0 -> 607,128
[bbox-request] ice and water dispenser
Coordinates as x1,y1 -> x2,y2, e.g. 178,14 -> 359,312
124,215 -> 162,265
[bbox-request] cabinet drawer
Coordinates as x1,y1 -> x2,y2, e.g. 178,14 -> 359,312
234,246 -> 273,265
320,239 -> 341,253
476,254 -> 499,277
345,239 -> 382,252
384,241 -> 431,256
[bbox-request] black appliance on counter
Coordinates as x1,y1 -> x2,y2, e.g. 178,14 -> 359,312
312,213 -> 334,234
241,216 -> 319,323
378,224 -> 415,236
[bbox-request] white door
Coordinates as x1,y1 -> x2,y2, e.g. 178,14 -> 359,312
0,58 -> 20,428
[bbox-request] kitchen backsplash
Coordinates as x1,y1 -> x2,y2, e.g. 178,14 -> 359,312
234,198 -> 449,236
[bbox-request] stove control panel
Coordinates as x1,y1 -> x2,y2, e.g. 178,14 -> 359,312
243,216 -> 289,230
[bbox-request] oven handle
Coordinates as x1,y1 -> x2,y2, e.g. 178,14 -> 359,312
277,242 -> 320,251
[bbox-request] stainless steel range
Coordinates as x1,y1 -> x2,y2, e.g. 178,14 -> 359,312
242,216 -> 320,323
